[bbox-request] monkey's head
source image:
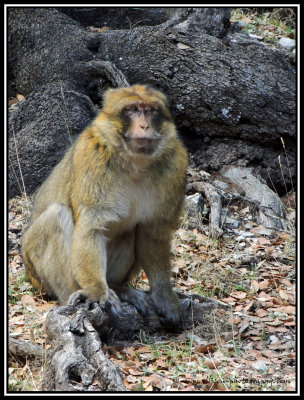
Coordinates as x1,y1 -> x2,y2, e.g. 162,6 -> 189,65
97,85 -> 177,157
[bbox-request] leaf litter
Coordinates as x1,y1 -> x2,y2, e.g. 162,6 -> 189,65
8,184 -> 296,392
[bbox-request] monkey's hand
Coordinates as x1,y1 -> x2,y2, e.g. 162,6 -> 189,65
150,288 -> 182,326
67,290 -> 91,307
67,288 -> 122,317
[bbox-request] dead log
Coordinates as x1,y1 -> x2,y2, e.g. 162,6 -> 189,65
187,166 -> 289,236
9,337 -> 44,359
42,304 -> 126,391
220,166 -> 286,229
41,292 -> 226,391
8,7 -> 296,198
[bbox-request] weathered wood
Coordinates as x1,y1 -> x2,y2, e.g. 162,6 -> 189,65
188,165 -> 288,236
43,304 -> 126,391
9,337 -> 44,359
196,182 -> 223,238
220,166 -> 286,229
8,7 -> 296,198
40,292 -> 226,391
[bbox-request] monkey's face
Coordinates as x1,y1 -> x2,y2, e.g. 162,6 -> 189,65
98,85 -> 177,158
121,102 -> 163,155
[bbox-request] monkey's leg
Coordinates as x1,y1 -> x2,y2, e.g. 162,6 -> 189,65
22,203 -> 77,303
106,231 -> 150,316
70,219 -> 122,316
136,224 -> 181,325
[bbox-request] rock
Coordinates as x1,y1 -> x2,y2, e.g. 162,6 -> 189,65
224,217 -> 240,229
278,37 -> 296,51
186,193 -> 204,210
213,180 -> 229,191
269,335 -> 279,344
185,193 -> 204,230
252,360 -> 268,372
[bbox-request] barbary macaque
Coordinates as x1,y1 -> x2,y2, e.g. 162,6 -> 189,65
23,84 -> 188,324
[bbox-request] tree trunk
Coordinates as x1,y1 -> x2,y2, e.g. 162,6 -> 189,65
8,7 -> 296,198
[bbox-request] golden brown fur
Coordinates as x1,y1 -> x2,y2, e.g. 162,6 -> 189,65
23,85 -> 188,323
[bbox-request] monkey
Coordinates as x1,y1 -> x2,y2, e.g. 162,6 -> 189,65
22,84 -> 188,325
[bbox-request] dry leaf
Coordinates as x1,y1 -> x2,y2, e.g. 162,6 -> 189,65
284,320 -> 295,326
256,308 -> 268,317
202,359 -> 222,369
196,344 -> 216,354
279,290 -> 290,301
268,306 -> 295,314
221,297 -> 236,304
21,294 -> 36,306
128,368 -> 145,376
230,291 -> 247,300
36,303 -> 55,311
259,280 -> 269,290
227,316 -> 241,325
258,237 -> 271,246
251,280 -> 260,292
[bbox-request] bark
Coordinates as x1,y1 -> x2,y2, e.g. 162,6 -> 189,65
42,304 -> 126,391
57,7 -> 169,30
8,7 -> 296,198
40,292 -> 224,391
8,292 -> 224,391
188,165 -> 289,236
9,337 -> 44,359
220,165 -> 286,229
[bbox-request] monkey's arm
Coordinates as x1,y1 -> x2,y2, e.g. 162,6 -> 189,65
136,222 -> 181,325
70,210 -> 121,315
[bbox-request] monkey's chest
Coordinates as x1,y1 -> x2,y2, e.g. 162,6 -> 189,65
106,183 -> 159,236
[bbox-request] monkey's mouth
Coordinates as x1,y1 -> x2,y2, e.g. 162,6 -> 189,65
125,137 -> 161,155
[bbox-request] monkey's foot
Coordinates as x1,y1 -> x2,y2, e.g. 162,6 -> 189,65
104,289 -> 123,318
111,286 -> 151,317
150,290 -> 182,326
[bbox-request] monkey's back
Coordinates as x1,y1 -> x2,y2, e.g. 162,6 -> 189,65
29,145 -> 75,223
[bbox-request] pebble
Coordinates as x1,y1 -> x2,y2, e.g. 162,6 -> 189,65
213,180 -> 229,191
225,217 -> 240,229
278,37 -> 296,51
235,231 -> 256,241
269,335 -> 279,344
9,213 -> 15,221
252,360 -> 268,372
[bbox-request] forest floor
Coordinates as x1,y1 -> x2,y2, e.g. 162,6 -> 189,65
7,7 -> 296,394
8,182 -> 296,392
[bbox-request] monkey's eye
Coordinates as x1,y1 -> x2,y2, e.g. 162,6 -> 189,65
147,107 -> 158,114
124,105 -> 139,114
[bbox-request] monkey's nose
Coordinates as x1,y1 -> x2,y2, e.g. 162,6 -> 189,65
140,123 -> 149,131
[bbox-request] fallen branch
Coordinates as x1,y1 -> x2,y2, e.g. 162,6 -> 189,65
41,292 -> 225,391
192,181 -> 223,238
220,166 -> 286,229
43,304 -> 126,391
9,337 -> 44,359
